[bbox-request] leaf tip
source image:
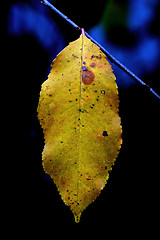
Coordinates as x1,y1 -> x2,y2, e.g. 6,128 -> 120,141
74,212 -> 81,223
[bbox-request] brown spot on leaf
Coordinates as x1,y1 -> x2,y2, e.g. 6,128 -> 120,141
72,54 -> 79,59
90,62 -> 96,68
82,69 -> 95,85
96,54 -> 102,59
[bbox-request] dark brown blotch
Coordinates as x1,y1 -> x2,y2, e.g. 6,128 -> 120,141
82,69 -> 95,85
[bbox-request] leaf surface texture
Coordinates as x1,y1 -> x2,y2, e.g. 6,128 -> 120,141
38,31 -> 122,223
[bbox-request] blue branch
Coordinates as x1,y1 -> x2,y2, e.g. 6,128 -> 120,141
41,0 -> 160,100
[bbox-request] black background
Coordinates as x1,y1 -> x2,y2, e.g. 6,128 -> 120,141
3,0 -> 160,236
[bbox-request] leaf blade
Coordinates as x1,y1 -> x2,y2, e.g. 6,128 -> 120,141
38,32 -> 122,223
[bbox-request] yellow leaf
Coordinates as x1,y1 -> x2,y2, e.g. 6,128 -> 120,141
37,30 -> 122,223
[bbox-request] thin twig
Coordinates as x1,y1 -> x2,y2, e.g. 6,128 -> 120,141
41,0 -> 160,100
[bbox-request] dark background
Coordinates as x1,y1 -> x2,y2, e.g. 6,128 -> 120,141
3,0 -> 160,235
